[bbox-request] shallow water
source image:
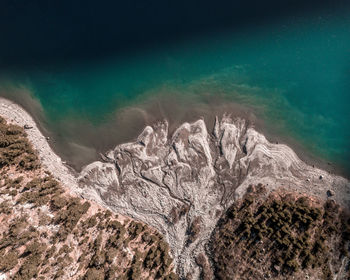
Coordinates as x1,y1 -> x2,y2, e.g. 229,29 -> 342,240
0,11 -> 349,174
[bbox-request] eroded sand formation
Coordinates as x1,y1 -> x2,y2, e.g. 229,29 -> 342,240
1,98 -> 349,279
78,115 -> 350,279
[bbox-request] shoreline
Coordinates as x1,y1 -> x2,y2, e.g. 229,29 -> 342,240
1,95 -> 348,208
0,96 -> 348,180
252,124 -> 350,179
0,97 -> 79,192
1,93 -> 348,179
1,97 -> 350,278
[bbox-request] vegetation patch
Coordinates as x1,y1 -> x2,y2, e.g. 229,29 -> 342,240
0,117 -> 40,170
210,184 -> 350,280
0,115 -> 178,279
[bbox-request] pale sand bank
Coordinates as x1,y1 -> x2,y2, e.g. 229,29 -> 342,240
0,97 -> 79,192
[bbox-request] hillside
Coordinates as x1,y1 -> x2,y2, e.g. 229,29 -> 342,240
0,116 -> 178,280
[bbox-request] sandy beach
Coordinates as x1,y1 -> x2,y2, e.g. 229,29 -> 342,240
0,97 -> 79,192
0,96 -> 349,205
1,91 -> 347,180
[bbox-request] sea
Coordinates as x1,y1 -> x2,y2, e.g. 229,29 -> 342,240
0,4 -> 349,174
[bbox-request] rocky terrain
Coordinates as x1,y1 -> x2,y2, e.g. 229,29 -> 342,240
78,115 -> 350,279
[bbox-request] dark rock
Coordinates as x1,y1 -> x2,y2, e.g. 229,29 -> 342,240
24,124 -> 33,129
100,153 -> 114,163
242,144 -> 247,155
327,190 -> 335,197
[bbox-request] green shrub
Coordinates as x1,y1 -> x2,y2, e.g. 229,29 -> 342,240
210,187 -> 350,279
83,268 -> 104,280
187,217 -> 201,244
90,250 -> 106,268
0,251 -> 18,271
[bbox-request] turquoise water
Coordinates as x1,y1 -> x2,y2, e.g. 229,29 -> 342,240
1,13 -> 349,172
